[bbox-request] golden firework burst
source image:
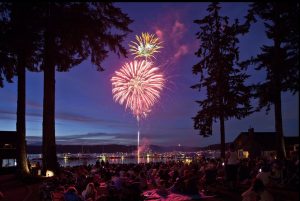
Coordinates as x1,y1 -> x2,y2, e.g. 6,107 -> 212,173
129,32 -> 163,60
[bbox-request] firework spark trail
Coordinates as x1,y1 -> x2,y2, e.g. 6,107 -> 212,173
112,32 -> 164,163
111,60 -> 165,121
129,32 -> 163,61
137,129 -> 140,164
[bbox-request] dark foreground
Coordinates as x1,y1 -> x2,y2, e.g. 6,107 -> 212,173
0,174 -> 40,201
0,157 -> 299,201
0,174 -> 234,201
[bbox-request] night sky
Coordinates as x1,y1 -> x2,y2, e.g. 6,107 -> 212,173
0,3 -> 298,147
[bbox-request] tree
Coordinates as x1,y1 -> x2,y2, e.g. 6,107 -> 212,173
0,3 -> 14,88
192,2 -> 252,158
38,3 -> 132,173
0,3 -> 41,175
241,2 -> 299,159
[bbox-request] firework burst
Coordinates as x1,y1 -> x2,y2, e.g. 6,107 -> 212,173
129,32 -> 163,60
111,60 -> 165,121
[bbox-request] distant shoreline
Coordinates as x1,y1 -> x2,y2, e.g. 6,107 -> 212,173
26,143 -> 228,154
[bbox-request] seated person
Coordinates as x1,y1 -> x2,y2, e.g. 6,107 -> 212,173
156,179 -> 169,197
256,165 -> 271,186
111,172 -> 122,190
242,178 -> 274,201
64,186 -> 82,201
169,177 -> 182,193
82,183 -> 97,201
205,160 -> 217,186
239,159 -> 251,185
269,163 -> 283,186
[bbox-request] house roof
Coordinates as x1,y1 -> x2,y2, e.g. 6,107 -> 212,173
284,136 -> 299,146
234,131 -> 299,151
0,131 -> 17,144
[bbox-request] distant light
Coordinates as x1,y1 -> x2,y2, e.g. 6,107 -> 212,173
102,155 -> 106,162
46,170 -> 54,177
243,151 -> 249,158
259,168 -> 262,173
185,159 -> 192,164
222,162 -> 225,166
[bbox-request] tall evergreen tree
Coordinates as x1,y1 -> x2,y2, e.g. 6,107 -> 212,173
0,3 -> 41,175
192,2 -> 252,158
38,3 -> 132,173
0,3 -> 14,88
241,2 -> 299,159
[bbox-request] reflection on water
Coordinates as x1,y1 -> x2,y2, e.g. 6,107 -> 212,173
28,154 -> 174,167
27,151 -> 221,167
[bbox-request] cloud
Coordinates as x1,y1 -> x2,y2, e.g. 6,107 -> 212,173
26,131 -> 186,146
55,112 -> 124,125
174,45 -> 189,60
27,132 -> 137,145
171,20 -> 186,42
155,28 -> 163,40
0,109 -> 130,128
151,14 -> 189,63
172,20 -> 185,34
26,101 -> 42,109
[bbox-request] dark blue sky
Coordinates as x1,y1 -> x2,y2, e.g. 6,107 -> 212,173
0,3 -> 298,147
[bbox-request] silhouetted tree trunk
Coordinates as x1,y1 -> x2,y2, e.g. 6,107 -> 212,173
273,14 -> 286,159
274,86 -> 285,159
42,29 -> 58,173
220,112 -> 225,158
16,57 -> 29,175
274,37 -> 286,158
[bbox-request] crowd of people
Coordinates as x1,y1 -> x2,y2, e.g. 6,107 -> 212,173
38,146 -> 299,201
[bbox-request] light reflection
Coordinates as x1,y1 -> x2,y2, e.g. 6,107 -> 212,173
102,155 -> 106,162
146,153 -> 150,163
185,159 -> 192,164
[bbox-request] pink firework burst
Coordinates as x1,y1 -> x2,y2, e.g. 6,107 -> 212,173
111,60 -> 165,121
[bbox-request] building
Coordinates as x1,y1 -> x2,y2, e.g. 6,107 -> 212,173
0,131 -> 17,169
234,128 -> 299,159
